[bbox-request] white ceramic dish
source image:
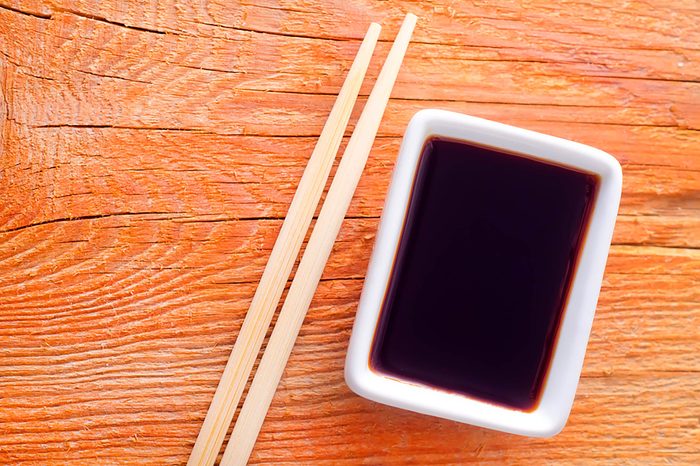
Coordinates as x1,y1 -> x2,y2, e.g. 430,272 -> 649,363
345,109 -> 622,437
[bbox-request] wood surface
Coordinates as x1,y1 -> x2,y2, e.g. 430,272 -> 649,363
0,0 -> 698,464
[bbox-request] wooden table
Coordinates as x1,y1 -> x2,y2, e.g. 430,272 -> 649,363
1,1 -> 698,464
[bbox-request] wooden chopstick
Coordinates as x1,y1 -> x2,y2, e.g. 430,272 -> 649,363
186,23 -> 381,466
219,13 -> 417,466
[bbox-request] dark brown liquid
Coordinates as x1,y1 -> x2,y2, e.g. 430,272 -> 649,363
370,137 -> 598,410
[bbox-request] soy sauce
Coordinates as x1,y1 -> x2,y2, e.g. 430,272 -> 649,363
370,137 -> 598,410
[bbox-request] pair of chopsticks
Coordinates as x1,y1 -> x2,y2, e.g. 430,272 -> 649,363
188,13 -> 417,466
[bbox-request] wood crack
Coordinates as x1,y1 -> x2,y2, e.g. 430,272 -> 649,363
0,213 -> 380,235
51,7 -> 167,35
612,243 -> 700,252
0,4 -> 175,36
0,212 -> 187,234
30,123 -> 213,133
0,3 -> 51,19
587,74 -> 700,85
16,68 -> 55,82
239,2 -> 314,15
192,20 -> 353,42
73,69 -> 152,84
175,214 -> 379,224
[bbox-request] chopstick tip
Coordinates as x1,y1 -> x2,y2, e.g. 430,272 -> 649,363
368,22 -> 382,34
404,13 -> 418,25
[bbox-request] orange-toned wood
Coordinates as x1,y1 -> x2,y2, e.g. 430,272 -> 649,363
0,1 -> 698,464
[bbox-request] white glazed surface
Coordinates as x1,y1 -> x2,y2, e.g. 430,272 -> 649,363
344,109 -> 622,437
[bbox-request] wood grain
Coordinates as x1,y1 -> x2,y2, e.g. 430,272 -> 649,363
1,0 -> 699,464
